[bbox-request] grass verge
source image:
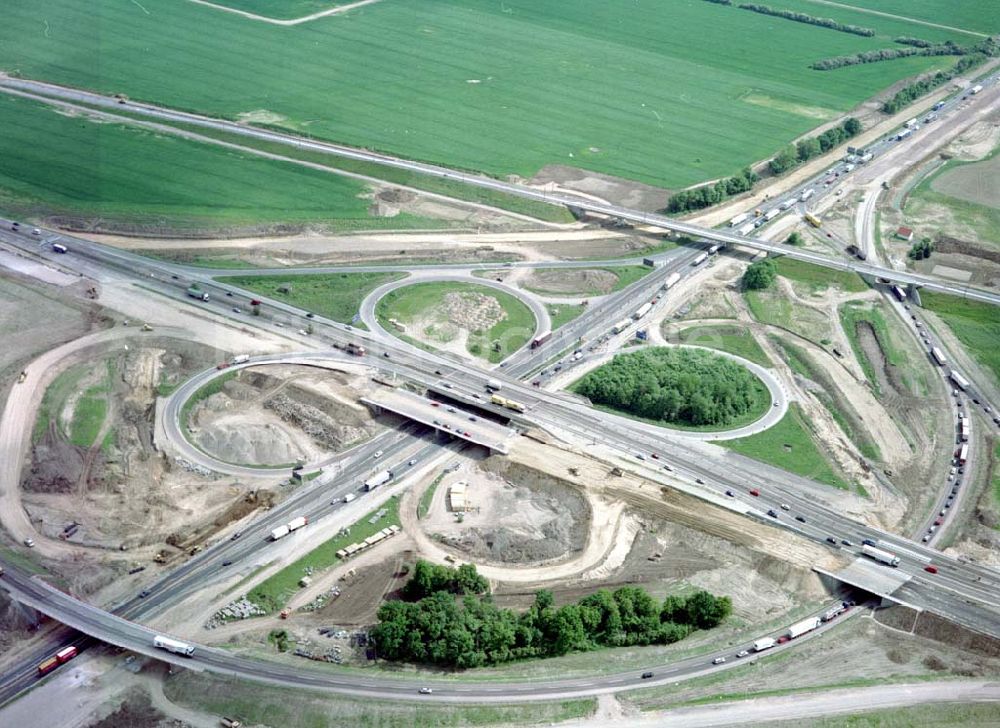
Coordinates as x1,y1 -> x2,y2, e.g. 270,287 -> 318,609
718,403 -> 850,489
547,303 -> 588,331
771,256 -> 868,294
920,290 -> 1000,387
376,282 -> 536,363
418,474 -> 444,520
217,272 -> 406,325
673,325 -> 771,367
162,670 -> 595,728
247,496 -> 400,613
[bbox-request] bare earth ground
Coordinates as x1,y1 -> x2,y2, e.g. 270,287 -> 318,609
190,365 -> 382,466
520,268 -> 619,295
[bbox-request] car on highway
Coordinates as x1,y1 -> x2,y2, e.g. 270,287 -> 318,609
662,463 -> 673,471
641,671 -> 654,679
468,416 -> 477,422
736,650 -> 750,658
780,503 -> 790,510
635,453 -> 646,460
826,536 -> 838,545
725,490 -> 735,497
222,560 -> 233,567
443,382 -> 453,389
842,539 -> 853,547
139,589 -> 150,598
232,307 -> 241,313
924,565 -> 938,574
695,477 -> 704,484
23,538 -> 34,548
650,453 -> 659,460
749,488 -> 760,497
434,370 -> 443,375
373,450 -> 383,459
305,312 -> 315,319
419,687 -> 433,694
447,407 -> 456,413
230,531 -> 242,541
408,459 -> 417,466
712,657 -> 726,665
795,515 -> 806,523
383,352 -> 390,358
431,402 -> 440,407
767,509 -> 778,518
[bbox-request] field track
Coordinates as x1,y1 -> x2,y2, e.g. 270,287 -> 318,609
187,0 -> 383,26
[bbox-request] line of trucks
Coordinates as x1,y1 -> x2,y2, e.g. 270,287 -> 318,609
269,515 -> 308,541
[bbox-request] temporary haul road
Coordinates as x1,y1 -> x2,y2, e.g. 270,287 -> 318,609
1,75 -> 999,306
3,226 -> 1000,705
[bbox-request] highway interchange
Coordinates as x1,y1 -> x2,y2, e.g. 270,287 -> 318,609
1,68 -> 1000,712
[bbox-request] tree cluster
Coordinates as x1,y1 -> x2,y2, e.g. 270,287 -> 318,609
812,41 -> 971,71
737,3 -> 874,36
665,167 -> 758,214
908,238 -> 933,260
742,258 -> 777,290
401,560 -> 489,601
786,231 -> 804,246
882,54 -> 987,114
702,0 -> 733,4
769,117 -> 861,174
895,36 -> 934,48
372,577 -> 732,668
575,347 -> 766,426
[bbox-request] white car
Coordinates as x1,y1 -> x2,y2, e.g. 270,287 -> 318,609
712,657 -> 726,665
419,687 -> 433,694
780,503 -> 790,511
374,450 -> 383,459
408,459 -> 417,466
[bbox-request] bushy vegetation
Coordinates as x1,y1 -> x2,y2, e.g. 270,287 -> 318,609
372,565 -> 731,668
882,55 -> 988,114
895,37 -> 934,48
769,118 -> 862,174
665,167 -> 758,214
737,4 -> 874,36
401,560 -> 489,601
743,259 -> 777,290
811,43 -> 958,70
908,238 -> 934,260
702,0 -> 733,4
786,231 -> 804,246
574,348 -> 768,427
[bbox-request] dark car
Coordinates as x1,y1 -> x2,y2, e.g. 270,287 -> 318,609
826,536 -> 838,545
230,531 -> 242,541
862,538 -> 876,547
641,671 -> 654,679
725,490 -> 735,497
222,560 -> 233,567
767,509 -> 778,518
305,312 -> 315,319
795,515 -> 806,523
841,539 -> 853,547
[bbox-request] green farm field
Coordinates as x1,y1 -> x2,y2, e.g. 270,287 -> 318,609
208,0 -> 346,21
921,291 -> 1000,387
0,0 -> 972,189
0,91 -> 388,230
831,0 -> 1000,36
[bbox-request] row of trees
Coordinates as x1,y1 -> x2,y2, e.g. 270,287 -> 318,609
882,54 -> 987,113
702,0 -> 733,4
812,41 -> 977,71
737,3 -> 874,36
401,560 -> 489,601
665,167 -> 758,214
769,117 -> 862,175
372,575 -> 732,668
575,347 -> 766,427
895,36 -> 934,48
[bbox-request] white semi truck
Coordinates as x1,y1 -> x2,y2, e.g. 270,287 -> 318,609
364,470 -> 394,491
231,354 -> 250,365
153,635 -> 195,656
632,302 -> 653,320
862,543 -> 900,567
270,516 -> 308,541
787,617 -> 821,639
753,637 -> 775,652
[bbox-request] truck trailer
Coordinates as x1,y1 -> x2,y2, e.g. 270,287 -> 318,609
153,635 -> 195,656
787,617 -> 821,639
186,286 -> 210,302
931,348 -> 947,367
861,543 -> 900,567
270,516 -> 308,540
738,221 -> 756,236
729,213 -> 750,227
364,470 -> 394,492
633,302 -> 653,320
800,188 -> 815,202
950,370 -> 970,390
231,354 -> 250,365
957,443 -> 969,465
960,418 -> 970,442
612,318 -> 631,335
663,272 -> 681,290
753,637 -> 775,652
692,252 -> 708,266
530,332 -> 552,349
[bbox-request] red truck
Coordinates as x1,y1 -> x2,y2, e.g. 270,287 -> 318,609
530,332 -> 552,349
37,645 -> 77,675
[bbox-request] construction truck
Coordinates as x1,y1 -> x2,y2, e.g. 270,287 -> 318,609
186,285 -> 210,302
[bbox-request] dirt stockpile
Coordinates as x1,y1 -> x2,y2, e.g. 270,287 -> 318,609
22,426 -> 97,493
265,390 -> 374,451
444,291 -> 506,331
524,268 -> 618,295
431,459 -> 590,564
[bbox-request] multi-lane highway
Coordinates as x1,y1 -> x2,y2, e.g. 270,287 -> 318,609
2,75 -> 998,305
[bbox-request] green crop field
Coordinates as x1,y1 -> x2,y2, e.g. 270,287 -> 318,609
921,291 -> 1000,386
209,0 -> 346,21
218,271 -> 405,324
0,91 -> 398,231
719,404 -> 849,489
831,0 -> 1000,35
0,0 -> 971,189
